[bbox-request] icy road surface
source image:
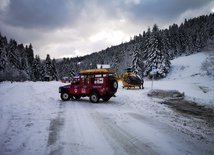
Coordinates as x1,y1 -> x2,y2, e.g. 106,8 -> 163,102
0,81 -> 213,155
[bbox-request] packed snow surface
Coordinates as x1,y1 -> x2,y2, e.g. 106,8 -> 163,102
0,52 -> 214,155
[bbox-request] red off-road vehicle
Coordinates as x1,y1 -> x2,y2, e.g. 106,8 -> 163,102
59,69 -> 118,103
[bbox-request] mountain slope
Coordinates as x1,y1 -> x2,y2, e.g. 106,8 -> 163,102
147,52 -> 214,108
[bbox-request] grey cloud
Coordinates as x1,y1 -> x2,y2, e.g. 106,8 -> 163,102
0,0 -> 84,29
0,0 -> 213,59
1,0 -> 213,31
126,0 -> 213,23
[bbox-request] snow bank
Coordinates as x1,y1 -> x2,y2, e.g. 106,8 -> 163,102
145,52 -> 214,108
147,89 -> 185,100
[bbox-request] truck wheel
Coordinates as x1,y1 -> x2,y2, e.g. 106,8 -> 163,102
113,80 -> 118,90
109,79 -> 118,91
61,92 -> 70,101
90,92 -> 100,103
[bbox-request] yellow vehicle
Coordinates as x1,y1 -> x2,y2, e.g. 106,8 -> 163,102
121,68 -> 144,89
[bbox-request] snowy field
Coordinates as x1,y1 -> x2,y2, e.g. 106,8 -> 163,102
0,52 -> 214,155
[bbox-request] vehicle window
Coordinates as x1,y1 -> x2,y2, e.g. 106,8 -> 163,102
91,78 -> 95,84
83,78 -> 89,84
94,77 -> 103,84
95,74 -> 102,77
72,78 -> 80,84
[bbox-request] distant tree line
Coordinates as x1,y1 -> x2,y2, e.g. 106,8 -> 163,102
0,13 -> 214,82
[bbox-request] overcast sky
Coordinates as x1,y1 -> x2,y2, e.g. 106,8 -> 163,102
0,0 -> 214,59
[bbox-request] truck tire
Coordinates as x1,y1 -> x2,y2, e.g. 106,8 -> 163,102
89,92 -> 100,103
110,80 -> 118,91
61,92 -> 70,101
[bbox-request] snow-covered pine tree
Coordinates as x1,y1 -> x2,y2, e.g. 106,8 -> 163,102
0,35 -> 7,72
144,24 -> 170,78
8,39 -> 22,70
40,62 -> 46,81
112,51 -> 121,74
168,24 -> 181,57
131,43 -> 143,76
25,44 -> 34,80
44,54 -> 58,81
17,44 -> 29,81
32,55 -> 42,81
56,57 -> 73,79
52,58 -> 58,81
141,27 -> 151,58
0,48 -> 7,72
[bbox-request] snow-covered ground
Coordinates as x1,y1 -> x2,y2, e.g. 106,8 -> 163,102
0,52 -> 214,155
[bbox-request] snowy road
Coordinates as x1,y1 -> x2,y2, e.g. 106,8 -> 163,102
1,78 -> 213,155
46,89 -> 214,155
58,100 -> 197,155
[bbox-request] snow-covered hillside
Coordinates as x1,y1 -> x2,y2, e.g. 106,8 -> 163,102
0,52 -> 214,155
151,52 -> 214,108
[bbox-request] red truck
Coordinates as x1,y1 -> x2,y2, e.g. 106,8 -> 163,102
59,69 -> 118,103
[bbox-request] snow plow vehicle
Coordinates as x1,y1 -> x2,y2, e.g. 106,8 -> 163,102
121,68 -> 144,89
59,68 -> 118,103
